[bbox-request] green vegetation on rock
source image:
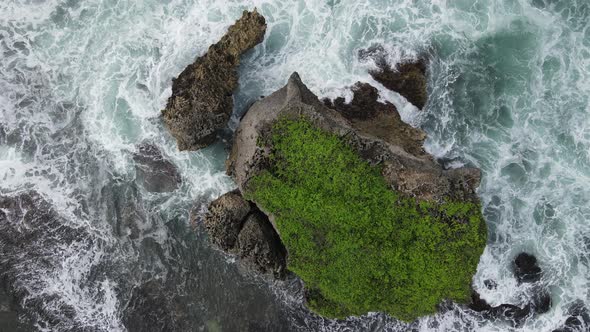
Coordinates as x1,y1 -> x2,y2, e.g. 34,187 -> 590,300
246,118 -> 487,322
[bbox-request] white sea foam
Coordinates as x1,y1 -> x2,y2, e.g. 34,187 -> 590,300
1,0 -> 589,331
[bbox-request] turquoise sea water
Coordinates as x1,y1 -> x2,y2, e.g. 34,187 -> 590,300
0,0 -> 589,331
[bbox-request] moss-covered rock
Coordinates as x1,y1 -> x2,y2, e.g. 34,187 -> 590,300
224,73 -> 487,321
245,118 -> 486,321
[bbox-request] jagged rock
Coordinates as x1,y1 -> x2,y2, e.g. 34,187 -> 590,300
469,292 -> 531,326
469,254 -> 551,327
202,191 -> 286,278
514,253 -> 542,283
133,143 -> 181,193
323,82 -> 427,157
227,72 -> 480,203
360,45 -> 428,109
236,211 -> 287,278
162,10 -> 266,151
203,190 -> 251,251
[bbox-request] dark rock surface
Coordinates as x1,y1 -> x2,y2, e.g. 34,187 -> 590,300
162,10 -> 267,151
236,211 -> 287,278
133,143 -> 181,193
552,300 -> 590,332
360,45 -> 428,109
323,82 -> 427,157
514,252 -> 542,283
203,190 -> 251,251
227,72 -> 480,203
470,253 -> 551,327
202,191 -> 286,278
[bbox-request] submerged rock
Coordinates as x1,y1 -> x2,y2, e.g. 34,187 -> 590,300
552,300 -> 590,332
133,143 -> 181,193
162,10 -> 266,151
514,252 -> 542,283
202,191 -> 286,278
470,253 -> 551,327
0,192 -> 93,330
360,45 -> 428,109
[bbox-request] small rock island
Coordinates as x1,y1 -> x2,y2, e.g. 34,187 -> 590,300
163,9 -> 488,322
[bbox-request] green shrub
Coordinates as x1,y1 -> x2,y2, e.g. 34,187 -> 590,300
246,118 -> 487,321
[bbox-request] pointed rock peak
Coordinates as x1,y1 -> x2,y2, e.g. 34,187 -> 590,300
286,72 -> 304,100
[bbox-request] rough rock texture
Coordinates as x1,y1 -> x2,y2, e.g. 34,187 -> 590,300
359,45 -> 428,109
236,212 -> 287,277
227,72 -> 480,203
470,253 -> 551,327
133,143 -> 181,193
203,191 -> 286,278
323,82 -> 427,157
162,10 -> 266,151
203,190 -> 251,251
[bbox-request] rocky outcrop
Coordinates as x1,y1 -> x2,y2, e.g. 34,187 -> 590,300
514,252 -> 542,283
552,300 -> 590,332
470,253 -> 551,327
162,10 -> 266,151
227,72 -> 480,203
202,191 -> 286,278
133,143 -> 181,193
323,82 -> 427,157
360,45 -> 428,109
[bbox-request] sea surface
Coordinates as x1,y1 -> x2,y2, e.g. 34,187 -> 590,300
1,0 -> 589,331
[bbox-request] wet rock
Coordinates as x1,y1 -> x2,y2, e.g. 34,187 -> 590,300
469,292 -> 531,326
323,82 -> 427,156
553,301 -> 590,332
201,191 -> 287,278
204,190 -> 251,251
484,279 -> 497,290
236,211 -> 287,279
469,286 -> 551,326
530,289 -> 552,315
162,10 -> 266,151
133,143 -> 181,193
514,252 -> 542,283
228,72 -> 480,203
360,45 -> 428,109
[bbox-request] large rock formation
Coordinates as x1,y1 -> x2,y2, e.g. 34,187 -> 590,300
162,10 -> 266,151
228,72 -> 480,203
223,73 -> 486,321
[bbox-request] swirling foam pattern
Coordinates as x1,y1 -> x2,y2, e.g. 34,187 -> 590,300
0,0 -> 589,331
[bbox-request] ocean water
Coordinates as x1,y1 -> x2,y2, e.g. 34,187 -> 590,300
0,0 -> 589,331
